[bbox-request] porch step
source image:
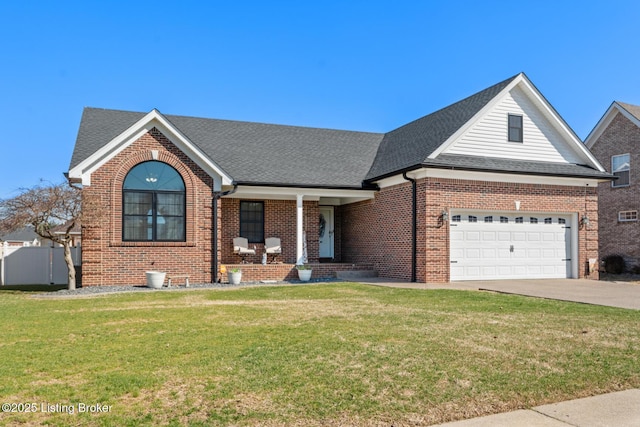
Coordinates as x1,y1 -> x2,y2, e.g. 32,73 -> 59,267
336,270 -> 378,280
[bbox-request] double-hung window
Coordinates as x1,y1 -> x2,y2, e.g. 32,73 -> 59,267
508,114 -> 523,142
612,154 -> 630,187
122,161 -> 186,241
240,201 -> 264,243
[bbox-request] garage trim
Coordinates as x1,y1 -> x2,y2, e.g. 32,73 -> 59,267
449,209 -> 578,281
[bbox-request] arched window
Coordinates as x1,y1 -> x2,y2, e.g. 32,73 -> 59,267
122,161 -> 186,241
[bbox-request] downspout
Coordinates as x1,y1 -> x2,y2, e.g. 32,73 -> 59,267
402,172 -> 417,282
212,183 -> 238,283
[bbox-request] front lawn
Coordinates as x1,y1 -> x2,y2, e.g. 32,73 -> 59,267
0,283 -> 639,426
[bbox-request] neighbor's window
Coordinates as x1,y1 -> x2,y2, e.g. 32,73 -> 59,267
612,154 -> 630,187
508,114 -> 523,142
122,161 -> 186,242
240,201 -> 264,243
619,210 -> 638,222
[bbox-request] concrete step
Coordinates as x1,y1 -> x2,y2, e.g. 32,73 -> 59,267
336,270 -> 378,280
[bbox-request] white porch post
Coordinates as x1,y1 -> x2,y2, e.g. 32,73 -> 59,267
296,194 -> 304,265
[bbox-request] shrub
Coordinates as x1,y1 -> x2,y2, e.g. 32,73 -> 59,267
603,255 -> 625,274
631,265 -> 640,275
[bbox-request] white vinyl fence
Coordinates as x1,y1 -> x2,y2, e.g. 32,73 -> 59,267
0,245 -> 81,285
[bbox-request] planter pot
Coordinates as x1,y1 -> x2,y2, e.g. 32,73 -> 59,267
297,269 -> 312,281
146,271 -> 166,289
228,271 -> 242,285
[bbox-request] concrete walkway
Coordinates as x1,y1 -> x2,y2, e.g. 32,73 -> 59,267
358,278 -> 640,310
432,388 -> 640,427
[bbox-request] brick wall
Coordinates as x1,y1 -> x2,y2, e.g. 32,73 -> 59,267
81,128 -> 215,286
589,113 -> 640,268
342,177 -> 599,283
219,263 -> 374,282
219,198 -> 320,266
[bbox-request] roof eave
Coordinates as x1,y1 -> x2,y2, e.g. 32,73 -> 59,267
421,161 -> 615,181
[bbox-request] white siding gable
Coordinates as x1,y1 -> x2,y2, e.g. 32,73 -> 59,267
442,86 -> 583,164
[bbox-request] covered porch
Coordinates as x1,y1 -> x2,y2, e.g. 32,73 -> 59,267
216,186 -> 377,282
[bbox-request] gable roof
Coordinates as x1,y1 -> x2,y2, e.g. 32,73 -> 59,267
1,226 -> 40,243
585,101 -> 640,148
70,108 -> 384,189
366,73 -> 607,181
366,74 -> 520,180
69,73 -> 611,190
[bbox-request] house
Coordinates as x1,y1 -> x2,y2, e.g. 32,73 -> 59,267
585,101 -> 640,270
1,226 -> 42,247
67,73 -> 611,286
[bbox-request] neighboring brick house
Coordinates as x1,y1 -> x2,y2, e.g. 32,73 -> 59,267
585,102 -> 640,270
67,73 -> 611,286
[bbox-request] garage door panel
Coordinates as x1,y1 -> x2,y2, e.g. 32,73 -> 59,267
450,212 -> 571,281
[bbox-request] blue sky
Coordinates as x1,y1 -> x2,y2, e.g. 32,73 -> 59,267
1,1 -> 639,199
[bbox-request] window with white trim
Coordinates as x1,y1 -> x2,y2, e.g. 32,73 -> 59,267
619,210 -> 638,222
612,154 -> 630,187
508,114 -> 523,142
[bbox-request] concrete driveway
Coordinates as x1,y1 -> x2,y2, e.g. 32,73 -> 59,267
358,278 -> 640,310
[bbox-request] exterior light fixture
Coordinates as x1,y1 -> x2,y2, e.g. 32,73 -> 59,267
581,214 -> 589,227
441,210 -> 449,222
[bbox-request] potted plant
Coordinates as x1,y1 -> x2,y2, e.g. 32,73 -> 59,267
145,271 -> 166,289
228,267 -> 242,285
296,264 -> 312,281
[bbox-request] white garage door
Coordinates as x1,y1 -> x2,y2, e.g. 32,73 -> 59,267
450,212 -> 572,281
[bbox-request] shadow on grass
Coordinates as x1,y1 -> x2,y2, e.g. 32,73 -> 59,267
0,284 -> 68,292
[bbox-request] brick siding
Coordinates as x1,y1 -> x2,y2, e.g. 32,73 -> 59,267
342,177 -> 599,283
81,128 -> 215,286
80,128 -> 599,286
589,113 -> 640,268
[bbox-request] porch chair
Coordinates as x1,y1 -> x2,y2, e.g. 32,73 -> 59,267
265,237 -> 282,263
233,237 -> 256,263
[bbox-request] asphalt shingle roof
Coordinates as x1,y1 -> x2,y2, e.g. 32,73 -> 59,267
1,226 -> 39,242
70,109 -> 384,188
69,74 -> 612,189
364,74 -> 519,181
617,102 -> 640,121
423,154 -> 612,179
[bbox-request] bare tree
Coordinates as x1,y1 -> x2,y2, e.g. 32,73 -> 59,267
0,182 -> 86,290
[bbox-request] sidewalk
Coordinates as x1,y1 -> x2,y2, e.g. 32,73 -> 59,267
433,389 -> 640,426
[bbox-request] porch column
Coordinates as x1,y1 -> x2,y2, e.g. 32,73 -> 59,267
296,194 -> 304,265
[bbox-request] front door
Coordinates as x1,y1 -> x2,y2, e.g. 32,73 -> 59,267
319,206 -> 334,259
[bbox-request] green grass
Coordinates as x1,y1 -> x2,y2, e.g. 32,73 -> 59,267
0,283 -> 639,426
